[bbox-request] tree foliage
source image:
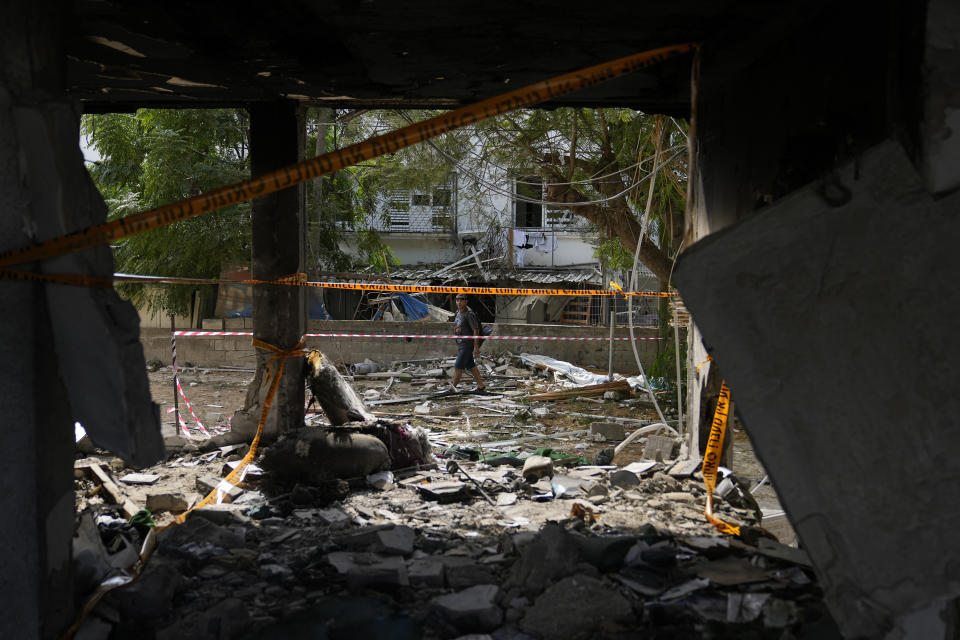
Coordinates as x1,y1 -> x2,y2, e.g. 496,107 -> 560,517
83,106 -> 686,316
338,108 -> 688,282
82,109 -> 252,315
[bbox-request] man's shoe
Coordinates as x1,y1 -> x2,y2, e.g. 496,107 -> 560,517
472,386 -> 490,395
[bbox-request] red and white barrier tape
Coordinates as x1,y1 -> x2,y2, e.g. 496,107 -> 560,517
174,331 -> 665,342
166,406 -> 192,438
174,376 -> 210,436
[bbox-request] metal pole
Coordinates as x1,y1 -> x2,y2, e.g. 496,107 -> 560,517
607,311 -> 615,381
171,314 -> 180,435
673,307 -> 684,436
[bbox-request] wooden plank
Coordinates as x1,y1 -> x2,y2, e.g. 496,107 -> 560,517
88,464 -> 140,519
527,380 -> 631,401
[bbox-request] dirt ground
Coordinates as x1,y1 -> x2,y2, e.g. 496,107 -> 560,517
145,356 -> 781,512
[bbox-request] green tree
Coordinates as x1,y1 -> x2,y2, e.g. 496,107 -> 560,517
82,109 -> 251,315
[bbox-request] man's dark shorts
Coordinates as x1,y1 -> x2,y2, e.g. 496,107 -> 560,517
455,346 -> 476,370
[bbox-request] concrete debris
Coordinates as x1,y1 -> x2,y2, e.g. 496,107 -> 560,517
521,456 -> 554,481
521,575 -> 633,640
119,473 -> 160,485
589,421 -> 625,441
431,584 -> 503,633
609,469 -> 640,489
643,435 -> 677,462
145,492 -> 190,513
65,352 -> 817,638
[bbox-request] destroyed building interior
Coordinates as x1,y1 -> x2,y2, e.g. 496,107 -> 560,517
2,1 -> 959,639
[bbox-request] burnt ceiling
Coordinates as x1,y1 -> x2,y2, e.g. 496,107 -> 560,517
66,0 -> 782,115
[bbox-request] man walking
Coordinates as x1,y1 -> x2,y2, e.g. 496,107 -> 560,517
451,294 -> 487,393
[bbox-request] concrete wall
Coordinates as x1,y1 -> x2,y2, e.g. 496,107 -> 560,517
674,3 -> 960,637
142,319 -> 664,373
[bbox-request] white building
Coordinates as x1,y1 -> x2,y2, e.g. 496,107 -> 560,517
337,170 -> 659,326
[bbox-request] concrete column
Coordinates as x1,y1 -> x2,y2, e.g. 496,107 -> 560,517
248,101 -> 306,434
0,3 -> 73,638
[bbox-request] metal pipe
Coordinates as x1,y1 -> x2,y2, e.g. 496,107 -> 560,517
607,311 -> 616,381
171,314 -> 180,432
673,307 -> 684,436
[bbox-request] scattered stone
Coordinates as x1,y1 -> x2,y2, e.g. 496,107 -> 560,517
145,492 -> 190,513
506,524 -> 583,596
602,391 -> 624,401
532,407 -> 549,417
622,461 -> 657,476
521,456 -> 554,481
408,557 -> 446,587
609,470 -> 640,489
582,482 -> 608,497
589,422 -> 625,441
156,597 -> 249,640
414,401 -> 433,415
649,471 -> 680,492
317,507 -> 351,526
367,470 -> 395,491
497,492 -> 518,506
668,458 -> 702,478
520,576 -> 632,640
445,562 -> 499,589
664,492 -> 696,503
120,473 -> 160,485
189,504 -> 250,526
196,476 -> 243,503
550,475 -> 583,498
327,552 -> 410,588
431,584 -> 503,633
593,448 -> 615,465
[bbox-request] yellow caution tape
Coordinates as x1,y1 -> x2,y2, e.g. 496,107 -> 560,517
0,268 -> 114,288
2,268 -> 676,297
174,336 -> 307,524
0,44 -> 696,270
702,380 -> 741,536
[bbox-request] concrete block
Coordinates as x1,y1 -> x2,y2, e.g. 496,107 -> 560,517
590,421 -> 625,441
196,476 -> 243,503
202,318 -> 224,330
243,318 -> 255,329
146,492 -> 190,513
224,318 -> 245,329
408,557 -> 445,587
431,584 -> 502,633
643,435 -> 677,461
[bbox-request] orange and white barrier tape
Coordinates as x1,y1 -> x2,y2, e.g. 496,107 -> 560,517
173,330 -> 666,341
702,380 -> 741,536
0,44 -> 695,271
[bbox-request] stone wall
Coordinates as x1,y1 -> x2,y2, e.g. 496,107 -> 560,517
142,319 -> 667,373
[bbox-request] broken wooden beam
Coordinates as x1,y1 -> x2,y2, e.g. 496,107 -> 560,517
87,463 -> 140,519
526,380 -> 632,401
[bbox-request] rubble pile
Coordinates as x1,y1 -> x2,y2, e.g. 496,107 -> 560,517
67,352 -> 823,638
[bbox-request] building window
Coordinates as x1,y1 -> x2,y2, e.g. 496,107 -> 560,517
381,177 -> 455,232
433,188 -> 451,207
514,176 -> 542,228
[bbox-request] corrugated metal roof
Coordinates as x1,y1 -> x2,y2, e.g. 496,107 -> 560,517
383,264 -> 604,287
